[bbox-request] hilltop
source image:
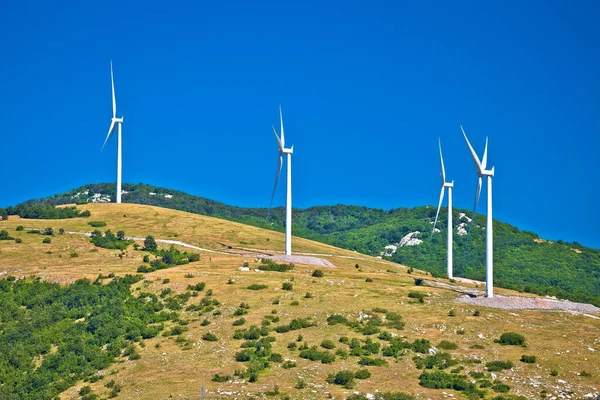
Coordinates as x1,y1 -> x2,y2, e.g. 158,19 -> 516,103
0,203 -> 599,400
9,182 -> 600,306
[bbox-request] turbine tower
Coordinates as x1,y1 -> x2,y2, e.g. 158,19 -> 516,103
269,106 -> 294,256
431,138 -> 454,279
461,126 -> 495,297
102,61 -> 124,203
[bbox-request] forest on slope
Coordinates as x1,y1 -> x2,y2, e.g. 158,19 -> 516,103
10,182 -> 600,306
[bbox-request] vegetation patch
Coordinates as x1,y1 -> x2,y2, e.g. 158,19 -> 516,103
1,204 -> 90,219
0,275 -> 169,399
496,332 -> 525,346
247,284 -> 268,290
88,221 -> 107,227
486,360 -> 515,372
91,229 -> 132,250
258,258 -> 294,272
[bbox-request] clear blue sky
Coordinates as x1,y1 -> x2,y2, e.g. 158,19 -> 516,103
1,1 -> 598,248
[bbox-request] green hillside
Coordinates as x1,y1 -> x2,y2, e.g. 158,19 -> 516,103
7,182 -> 600,306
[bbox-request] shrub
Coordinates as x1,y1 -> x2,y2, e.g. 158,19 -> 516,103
321,339 -> 336,349
15,238 -> 22,243
312,269 -> 324,277
359,357 -> 388,366
143,235 -> 157,252
473,310 -> 480,316
365,278 -> 374,282
408,291 -> 425,300
414,278 -> 424,286
143,255 -> 150,263
354,369 -> 371,379
43,227 -> 54,235
258,258 -> 294,272
290,300 -> 300,306
492,382 -> 511,393
58,228 -> 65,234
233,318 -> 246,326
27,229 -> 41,234
202,332 -> 218,341
42,237 -> 51,244
188,253 -> 200,262
0,230 -> 15,240
16,226 -> 24,231
200,319 -> 211,326
282,360 -> 296,369
486,361 -> 514,372
447,310 -> 456,317
305,292 -> 313,298
269,353 -> 283,363
70,252 -> 79,258
520,355 -> 536,363
438,341 -> 458,350
550,369 -> 558,376
247,284 -> 268,290
580,371 -> 592,377
212,374 -> 231,382
326,370 -> 355,388
187,282 -> 206,291
282,282 -> 293,290
496,332 -> 525,346
88,221 -> 107,227
299,347 -> 336,364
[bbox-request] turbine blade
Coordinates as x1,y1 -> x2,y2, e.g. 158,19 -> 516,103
467,176 -> 482,238
460,125 -> 482,172
439,138 -> 446,184
110,61 -> 116,118
431,187 -> 445,239
267,155 -> 283,220
481,137 -> 488,170
279,106 -> 285,148
102,121 -> 116,150
272,126 -> 284,152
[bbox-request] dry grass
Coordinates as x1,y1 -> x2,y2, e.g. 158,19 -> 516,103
1,203 -> 599,399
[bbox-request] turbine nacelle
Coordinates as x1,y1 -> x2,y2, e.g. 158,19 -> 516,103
443,180 -> 454,188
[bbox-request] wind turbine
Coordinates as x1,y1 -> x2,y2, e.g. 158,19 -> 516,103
431,138 -> 454,279
101,61 -> 124,204
269,106 -> 294,256
461,126 -> 495,297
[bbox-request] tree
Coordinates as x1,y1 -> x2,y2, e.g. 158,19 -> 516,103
91,230 -> 102,238
44,227 -> 54,236
144,236 -> 157,252
117,230 -> 126,240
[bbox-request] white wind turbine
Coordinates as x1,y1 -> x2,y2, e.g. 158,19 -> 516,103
461,126 -> 495,298
269,106 -> 294,256
431,138 -> 454,279
101,61 -> 124,203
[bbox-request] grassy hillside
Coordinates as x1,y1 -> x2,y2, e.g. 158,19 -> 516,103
0,203 -> 598,400
9,182 -> 600,306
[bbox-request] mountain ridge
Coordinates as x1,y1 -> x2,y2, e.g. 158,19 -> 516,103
5,182 -> 600,306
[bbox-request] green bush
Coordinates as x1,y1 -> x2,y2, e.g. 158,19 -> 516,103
326,370 -> 355,388
520,355 -> 536,363
212,374 -> 231,382
312,269 -> 324,277
0,230 -> 15,240
496,332 -> 525,346
70,252 -> 79,258
354,369 -> 371,379
42,237 -> 51,244
321,339 -> 336,349
492,382 -> 511,393
202,332 -> 218,341
282,282 -> 293,290
143,255 -> 150,262
486,360 -> 514,372
188,253 -> 200,262
88,221 -> 107,227
16,226 -> 24,231
358,357 -> 388,366
365,278 -> 374,282
233,318 -> 246,326
247,284 -> 268,290
438,341 -> 458,350
15,238 -> 22,243
258,258 -> 294,272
